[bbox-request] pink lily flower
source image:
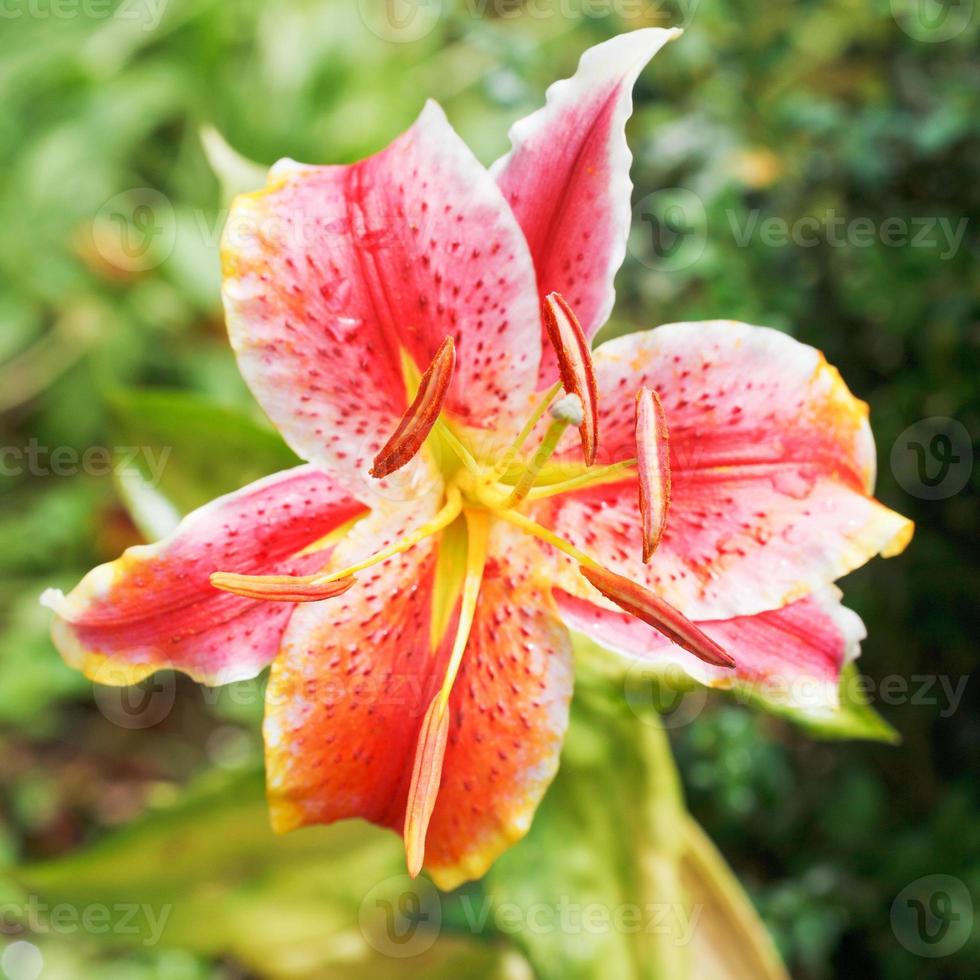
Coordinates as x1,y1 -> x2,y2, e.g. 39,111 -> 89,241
42,29 -> 912,889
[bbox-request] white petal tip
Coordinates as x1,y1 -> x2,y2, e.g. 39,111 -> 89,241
39,588 -> 66,613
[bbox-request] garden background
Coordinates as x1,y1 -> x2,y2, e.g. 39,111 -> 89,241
0,1 -> 977,977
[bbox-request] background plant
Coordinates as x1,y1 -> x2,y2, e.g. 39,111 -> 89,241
0,1 -> 977,977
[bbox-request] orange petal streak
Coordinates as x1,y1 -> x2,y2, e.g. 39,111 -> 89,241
635,386 -> 671,562
370,337 -> 456,479
580,564 -> 735,669
542,293 -> 599,465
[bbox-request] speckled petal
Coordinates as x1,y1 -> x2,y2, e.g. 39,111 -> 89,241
223,101 -> 542,498
423,524 -> 573,890
493,28 -> 681,384
41,466 -> 367,687
264,515 -> 572,888
542,321 -> 913,620
557,586 -> 864,712
263,492 -> 449,835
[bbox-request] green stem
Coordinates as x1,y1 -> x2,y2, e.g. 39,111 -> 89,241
633,713 -> 691,980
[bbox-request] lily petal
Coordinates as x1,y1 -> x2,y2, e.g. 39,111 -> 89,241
223,101 -> 541,498
41,465 -> 366,687
264,516 -> 572,889
493,28 -> 681,384
543,321 -> 913,621
263,492 -> 450,836
557,586 -> 864,713
424,525 -> 574,889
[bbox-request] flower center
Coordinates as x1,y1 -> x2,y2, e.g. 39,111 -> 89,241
211,297 -> 733,671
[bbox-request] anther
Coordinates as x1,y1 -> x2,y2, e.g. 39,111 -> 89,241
542,293 -> 599,465
580,564 -> 735,669
209,573 -> 356,603
635,387 -> 671,562
371,336 -> 455,479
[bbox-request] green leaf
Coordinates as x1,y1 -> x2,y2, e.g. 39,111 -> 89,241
107,387 -> 301,531
200,125 -> 268,204
732,663 -> 900,745
484,657 -> 789,980
575,630 -> 900,745
0,585 -> 88,727
680,817 -> 788,979
485,691 -> 689,979
9,769 -> 527,980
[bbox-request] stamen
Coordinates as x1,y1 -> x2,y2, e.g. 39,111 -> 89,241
526,458 -> 637,501
436,419 -> 483,478
495,508 -> 597,567
404,508 -> 490,877
208,573 -> 356,603
503,396 -> 582,507
404,695 -> 450,878
542,293 -> 599,465
495,509 -> 734,670
211,487 -> 463,601
635,387 -> 671,562
371,337 -> 455,479
580,565 -> 735,669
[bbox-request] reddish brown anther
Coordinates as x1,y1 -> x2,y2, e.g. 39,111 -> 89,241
371,337 -> 456,479
635,386 -> 671,562
580,564 -> 735,669
542,292 -> 599,465
210,571 -> 356,603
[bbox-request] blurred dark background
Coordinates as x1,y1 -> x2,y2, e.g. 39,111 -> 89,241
0,1 -> 977,977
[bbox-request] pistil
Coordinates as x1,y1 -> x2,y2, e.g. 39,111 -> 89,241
504,392 -> 584,507
492,380 -> 563,479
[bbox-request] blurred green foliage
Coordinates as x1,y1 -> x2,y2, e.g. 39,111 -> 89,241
0,0 -> 977,977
